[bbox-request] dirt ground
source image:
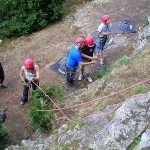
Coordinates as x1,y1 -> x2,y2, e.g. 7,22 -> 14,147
0,0 -> 149,145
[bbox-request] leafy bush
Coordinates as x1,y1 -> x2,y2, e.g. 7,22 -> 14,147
0,121 -> 8,150
28,84 -> 64,132
0,0 -> 65,38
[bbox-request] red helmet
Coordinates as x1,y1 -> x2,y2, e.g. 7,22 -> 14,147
75,37 -> 85,44
85,36 -> 94,45
24,58 -> 34,68
101,15 -> 110,23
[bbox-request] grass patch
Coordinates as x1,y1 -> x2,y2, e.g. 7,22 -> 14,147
99,99 -> 110,110
55,143 -> 67,150
146,36 -> 150,40
79,121 -> 91,128
142,15 -> 149,26
111,55 -> 128,68
95,55 -> 128,79
127,135 -> 141,150
130,85 -> 148,96
68,120 -> 77,130
95,66 -> 110,79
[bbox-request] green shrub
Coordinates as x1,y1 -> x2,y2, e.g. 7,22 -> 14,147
28,84 -> 64,132
0,0 -> 65,38
0,121 -> 8,150
130,85 -> 147,95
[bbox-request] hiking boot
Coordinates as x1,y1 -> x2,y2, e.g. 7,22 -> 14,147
100,59 -> 104,65
87,76 -> 92,83
78,73 -> 83,81
0,84 -> 8,89
20,101 -> 25,105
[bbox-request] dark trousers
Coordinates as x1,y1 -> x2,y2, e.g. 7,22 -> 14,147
0,63 -> 4,84
21,79 -> 39,103
66,64 -> 77,84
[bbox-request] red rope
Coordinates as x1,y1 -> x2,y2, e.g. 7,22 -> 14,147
86,93 -> 148,119
0,92 -> 31,120
51,79 -> 150,111
31,80 -> 71,121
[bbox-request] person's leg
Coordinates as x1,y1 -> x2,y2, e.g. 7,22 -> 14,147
66,65 -> 71,85
21,84 -> 29,104
99,39 -> 107,65
32,81 -> 39,90
0,66 -> 5,84
0,68 -> 8,88
78,65 -> 84,81
85,64 -> 93,83
70,67 -> 77,84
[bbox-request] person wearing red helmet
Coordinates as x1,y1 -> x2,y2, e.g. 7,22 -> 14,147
20,58 -> 39,105
0,62 -> 8,89
97,15 -> 112,65
78,36 -> 97,83
66,37 -> 95,85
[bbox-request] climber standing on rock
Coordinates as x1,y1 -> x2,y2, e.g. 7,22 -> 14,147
97,15 -> 112,65
66,37 -> 95,85
78,36 -> 97,83
20,58 -> 39,105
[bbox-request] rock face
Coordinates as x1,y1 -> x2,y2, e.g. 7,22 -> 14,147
89,93 -> 150,150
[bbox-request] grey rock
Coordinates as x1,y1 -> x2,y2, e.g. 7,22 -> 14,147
89,93 -> 150,150
134,129 -> 150,150
37,144 -> 44,150
5,145 -> 20,150
21,140 -> 38,149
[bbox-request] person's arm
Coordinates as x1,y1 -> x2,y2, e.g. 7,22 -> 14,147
98,32 -> 111,36
32,65 -> 39,81
98,24 -> 111,36
20,66 -> 30,87
20,66 -> 26,83
79,61 -> 95,66
81,53 -> 93,60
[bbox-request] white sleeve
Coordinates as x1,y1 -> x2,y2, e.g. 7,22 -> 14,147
97,24 -> 103,33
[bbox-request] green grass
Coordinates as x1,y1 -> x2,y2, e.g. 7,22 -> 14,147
95,55 -> 128,79
142,16 -> 149,26
79,121 -> 91,128
127,135 -> 141,150
95,66 -> 110,79
99,99 -> 110,110
68,120 -> 77,130
111,55 -> 128,68
130,85 -> 147,95
55,143 -> 67,150
146,36 -> 150,40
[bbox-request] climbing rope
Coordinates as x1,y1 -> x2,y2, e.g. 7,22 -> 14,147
31,80 -> 71,121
